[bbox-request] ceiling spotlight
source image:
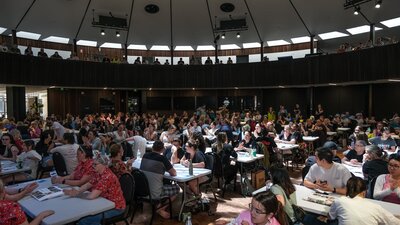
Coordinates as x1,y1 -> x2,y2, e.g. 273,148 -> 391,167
116,31 -> 120,37
221,33 -> 225,39
100,29 -> 105,35
375,0 -> 382,9
236,32 -> 240,38
353,6 -> 360,15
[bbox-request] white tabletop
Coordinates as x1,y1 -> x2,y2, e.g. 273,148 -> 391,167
337,127 -> 351,131
236,153 -> 264,163
276,143 -> 299,150
302,136 -> 320,142
253,184 -> 400,216
327,132 -> 337,136
16,178 -> 115,225
343,164 -> 364,179
0,160 -> 31,176
132,159 -> 211,183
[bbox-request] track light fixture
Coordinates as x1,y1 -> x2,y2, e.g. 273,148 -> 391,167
100,29 -> 105,35
353,6 -> 360,15
236,32 -> 240,38
221,33 -> 225,39
375,0 -> 382,9
116,31 -> 120,37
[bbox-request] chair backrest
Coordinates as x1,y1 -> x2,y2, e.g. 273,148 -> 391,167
367,176 -> 378,199
213,152 -> 224,178
131,168 -> 152,201
119,173 -> 135,205
204,153 -> 214,180
52,152 -> 68,176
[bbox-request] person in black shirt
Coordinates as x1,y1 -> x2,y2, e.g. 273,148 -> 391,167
362,144 -> 389,182
342,140 -> 366,165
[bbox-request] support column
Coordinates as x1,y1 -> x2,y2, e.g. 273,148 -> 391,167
12,29 -> 17,45
369,23 -> 375,45
73,39 -> 78,55
310,35 -> 315,54
6,86 -> 26,121
214,42 -> 218,64
368,84 -> 373,117
260,41 -> 264,61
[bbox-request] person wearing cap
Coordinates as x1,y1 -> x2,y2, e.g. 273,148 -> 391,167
140,140 -> 180,219
368,127 -> 397,152
323,141 -> 342,163
304,147 -> 352,195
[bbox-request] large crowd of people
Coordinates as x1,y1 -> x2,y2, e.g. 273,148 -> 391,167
1,104 -> 400,224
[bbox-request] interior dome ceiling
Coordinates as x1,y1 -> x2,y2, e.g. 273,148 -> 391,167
1,0 -> 400,49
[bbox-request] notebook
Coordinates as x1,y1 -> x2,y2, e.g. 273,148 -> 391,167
31,186 -> 64,201
303,193 -> 335,206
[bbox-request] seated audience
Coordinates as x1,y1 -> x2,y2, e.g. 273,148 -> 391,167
63,155 -> 126,224
369,127 -> 397,152
348,126 -> 368,149
35,130 -> 55,167
373,154 -> 400,204
274,125 -> 296,144
159,125 -> 178,143
362,144 -> 389,182
212,132 -> 238,186
328,177 -> 400,225
304,147 -> 352,195
140,140 -> 180,219
0,180 -> 54,225
342,140 -> 366,165
169,138 -> 185,164
51,146 -> 95,186
82,129 -> 101,150
0,133 -> 19,162
109,144 -> 133,178
143,123 -> 158,141
29,120 -> 42,138
49,133 -> 79,174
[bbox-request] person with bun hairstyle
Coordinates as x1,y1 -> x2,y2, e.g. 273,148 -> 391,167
362,144 -> 388,182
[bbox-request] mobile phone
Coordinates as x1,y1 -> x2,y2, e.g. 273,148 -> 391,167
320,180 -> 327,185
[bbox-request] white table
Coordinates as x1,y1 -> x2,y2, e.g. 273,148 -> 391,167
0,160 -> 31,176
276,143 -> 299,154
133,159 -> 211,220
236,153 -> 264,195
16,178 -> 115,225
302,136 -> 319,154
337,127 -> 351,131
327,132 -> 337,136
253,184 -> 400,217
343,164 -> 364,179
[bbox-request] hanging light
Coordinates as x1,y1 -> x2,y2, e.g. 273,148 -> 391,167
100,29 -> 105,35
353,6 -> 360,15
116,31 -> 120,37
221,33 -> 225,39
236,32 -> 240,38
375,0 -> 382,9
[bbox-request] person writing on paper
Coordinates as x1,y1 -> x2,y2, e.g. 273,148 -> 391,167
327,177 -> 400,225
304,147 -> 352,195
0,180 -> 54,225
51,145 -> 95,186
232,190 -> 288,225
63,155 -> 126,224
373,154 -> 400,204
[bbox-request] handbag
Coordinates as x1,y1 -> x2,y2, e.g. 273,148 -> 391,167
292,204 -> 306,222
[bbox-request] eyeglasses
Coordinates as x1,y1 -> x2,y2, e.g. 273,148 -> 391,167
1,138 -> 10,141
388,164 -> 400,170
248,203 -> 267,215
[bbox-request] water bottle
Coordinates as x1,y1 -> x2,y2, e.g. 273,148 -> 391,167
136,150 -> 141,159
186,215 -> 193,225
189,159 -> 193,176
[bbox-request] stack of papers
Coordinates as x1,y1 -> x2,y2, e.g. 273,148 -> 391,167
303,193 -> 335,206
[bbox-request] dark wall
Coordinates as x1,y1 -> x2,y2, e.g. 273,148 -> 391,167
372,83 -> 400,119
262,88 -> 308,116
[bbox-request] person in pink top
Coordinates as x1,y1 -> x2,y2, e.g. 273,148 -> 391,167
373,154 -> 400,204
234,190 -> 288,225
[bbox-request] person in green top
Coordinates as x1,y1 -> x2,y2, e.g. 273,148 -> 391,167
270,167 -> 297,224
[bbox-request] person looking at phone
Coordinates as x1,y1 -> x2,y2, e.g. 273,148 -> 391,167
304,147 -> 352,195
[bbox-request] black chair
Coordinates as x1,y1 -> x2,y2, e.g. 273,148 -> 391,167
211,152 -> 236,198
52,152 -> 68,176
36,162 -> 54,179
199,152 -> 217,201
131,168 -> 172,225
102,173 -> 135,225
367,176 -> 378,199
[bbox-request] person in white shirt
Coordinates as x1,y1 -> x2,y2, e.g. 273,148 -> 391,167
2,140 -> 42,184
304,147 -> 352,195
50,133 -> 79,174
328,177 -> 400,225
47,118 -> 65,142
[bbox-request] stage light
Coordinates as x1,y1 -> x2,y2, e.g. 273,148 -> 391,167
100,29 -> 105,35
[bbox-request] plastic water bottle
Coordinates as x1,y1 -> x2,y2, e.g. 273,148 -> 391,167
136,150 -> 141,159
189,159 -> 193,175
186,215 -> 192,225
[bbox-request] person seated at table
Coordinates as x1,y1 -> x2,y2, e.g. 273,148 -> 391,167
212,132 -> 238,186
2,140 -> 41,184
169,138 -> 185,164
108,143 -> 134,178
231,190 -> 288,225
373,154 -> 400,204
51,145 -> 95,186
372,122 -> 384,137
49,133 -> 79,175
143,123 -> 158,141
0,180 -> 54,225
348,126 -> 368,149
327,177 -> 400,225
9,128 -> 24,151
304,147 -> 352,195
113,123 -> 130,144
140,140 -> 180,219
304,141 -> 341,171
29,120 -> 42,139
274,125 -> 296,144
269,167 -> 297,224
2,180 -> 38,201
368,127 -> 397,152
180,139 -> 208,196
35,130 -> 55,167
0,133 -> 20,162
235,131 -> 254,151
362,144 -> 388,182
99,133 -> 114,155
63,155 -> 126,225
159,125 -> 178,143
342,140 -> 366,165
310,119 -> 327,148
82,129 -> 101,151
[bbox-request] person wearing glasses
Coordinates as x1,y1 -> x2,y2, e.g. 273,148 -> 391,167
0,133 -> 19,162
373,154 -> 400,204
63,155 -> 125,224
233,190 -> 288,225
342,140 -> 366,165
